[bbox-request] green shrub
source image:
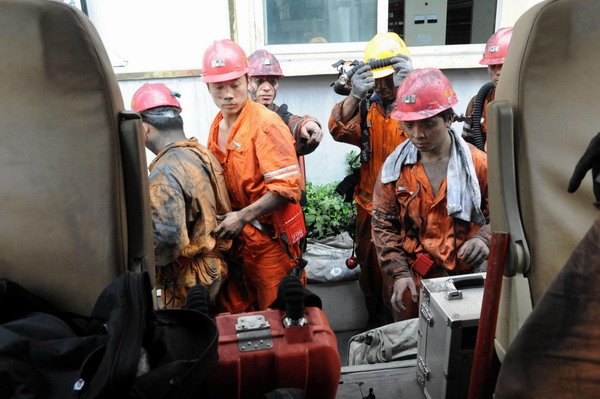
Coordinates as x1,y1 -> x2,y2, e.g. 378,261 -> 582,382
304,181 -> 355,240
345,150 -> 361,174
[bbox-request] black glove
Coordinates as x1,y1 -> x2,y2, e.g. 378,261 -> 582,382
568,132 -> 600,202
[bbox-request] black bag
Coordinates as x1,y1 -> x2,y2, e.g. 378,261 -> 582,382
0,272 -> 218,399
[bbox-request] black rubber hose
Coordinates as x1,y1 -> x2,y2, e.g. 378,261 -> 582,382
345,57 -> 396,81
279,275 -> 304,321
471,81 -> 496,151
183,284 -> 210,315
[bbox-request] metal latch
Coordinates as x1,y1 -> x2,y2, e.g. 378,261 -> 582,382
416,356 -> 430,386
235,315 -> 273,352
445,279 -> 463,300
420,303 -> 433,326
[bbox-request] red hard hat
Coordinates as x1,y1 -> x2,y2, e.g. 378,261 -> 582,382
480,27 -> 513,65
392,68 -> 458,121
201,39 -> 249,83
247,50 -> 284,77
131,83 -> 181,113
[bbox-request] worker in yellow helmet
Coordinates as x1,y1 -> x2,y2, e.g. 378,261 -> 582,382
328,32 -> 413,327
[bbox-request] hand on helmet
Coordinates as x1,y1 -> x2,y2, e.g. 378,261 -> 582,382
350,64 -> 374,101
391,54 -> 413,87
568,132 -> 600,202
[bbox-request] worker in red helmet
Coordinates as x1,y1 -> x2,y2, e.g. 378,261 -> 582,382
132,82 -> 232,309
371,68 -> 491,321
247,49 -> 323,203
328,32 -> 413,327
202,40 -> 305,312
462,27 -> 513,151
247,49 -> 323,156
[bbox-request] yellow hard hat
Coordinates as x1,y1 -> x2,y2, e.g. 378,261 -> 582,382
363,32 -> 411,79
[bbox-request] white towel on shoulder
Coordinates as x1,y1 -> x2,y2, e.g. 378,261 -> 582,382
380,129 -> 486,226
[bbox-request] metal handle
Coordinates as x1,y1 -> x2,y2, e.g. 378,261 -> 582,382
445,275 -> 485,300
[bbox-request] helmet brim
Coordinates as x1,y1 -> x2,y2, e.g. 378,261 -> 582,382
372,67 -> 394,79
479,57 -> 505,65
202,67 -> 249,83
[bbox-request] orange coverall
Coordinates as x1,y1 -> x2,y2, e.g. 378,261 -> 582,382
208,100 -> 303,312
329,97 -> 408,324
371,144 -> 491,320
149,138 -> 232,308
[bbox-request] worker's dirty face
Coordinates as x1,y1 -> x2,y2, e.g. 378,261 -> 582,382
488,64 -> 503,87
248,75 -> 279,106
374,74 -> 397,103
403,114 -> 452,153
207,76 -> 248,116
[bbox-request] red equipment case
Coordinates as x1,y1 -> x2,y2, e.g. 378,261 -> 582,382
207,307 -> 341,399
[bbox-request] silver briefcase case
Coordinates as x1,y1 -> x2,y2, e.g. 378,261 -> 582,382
416,273 -> 485,399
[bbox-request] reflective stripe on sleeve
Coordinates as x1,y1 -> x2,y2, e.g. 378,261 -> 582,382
263,164 -> 300,182
265,170 -> 300,182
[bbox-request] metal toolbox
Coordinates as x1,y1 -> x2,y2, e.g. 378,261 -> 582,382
416,273 -> 486,399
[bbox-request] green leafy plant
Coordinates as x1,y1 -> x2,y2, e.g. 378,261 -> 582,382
345,150 -> 361,174
304,181 -> 356,240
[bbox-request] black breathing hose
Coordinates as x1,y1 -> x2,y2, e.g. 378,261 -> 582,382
471,81 -> 496,151
279,275 -> 305,323
332,57 -> 397,96
346,57 -> 396,81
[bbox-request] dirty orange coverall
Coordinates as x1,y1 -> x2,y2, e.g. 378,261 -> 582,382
329,97 -> 408,324
208,100 -> 303,312
371,144 -> 491,320
149,138 -> 232,308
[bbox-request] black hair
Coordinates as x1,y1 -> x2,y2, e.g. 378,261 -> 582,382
438,108 -> 455,123
140,106 -> 184,131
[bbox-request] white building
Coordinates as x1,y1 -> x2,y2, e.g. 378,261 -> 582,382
79,0 -> 543,184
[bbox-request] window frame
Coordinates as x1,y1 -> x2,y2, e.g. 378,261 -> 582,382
232,0 -> 535,76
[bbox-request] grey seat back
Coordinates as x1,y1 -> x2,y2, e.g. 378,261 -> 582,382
487,0 -> 600,355
0,0 -> 154,314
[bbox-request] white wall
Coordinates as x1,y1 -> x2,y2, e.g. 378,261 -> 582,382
86,0 -> 230,72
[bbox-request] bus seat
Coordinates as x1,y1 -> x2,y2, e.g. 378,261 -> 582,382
487,0 -> 600,357
0,0 -> 154,315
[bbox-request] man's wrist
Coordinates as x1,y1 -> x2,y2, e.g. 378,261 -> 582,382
235,209 -> 252,225
350,91 -> 364,101
391,264 -> 411,280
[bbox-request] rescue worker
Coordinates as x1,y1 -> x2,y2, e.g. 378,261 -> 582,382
131,83 -> 232,309
328,32 -> 413,326
202,39 -> 304,312
462,27 -> 513,150
247,49 -> 323,158
247,50 -> 323,203
372,68 -> 491,321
